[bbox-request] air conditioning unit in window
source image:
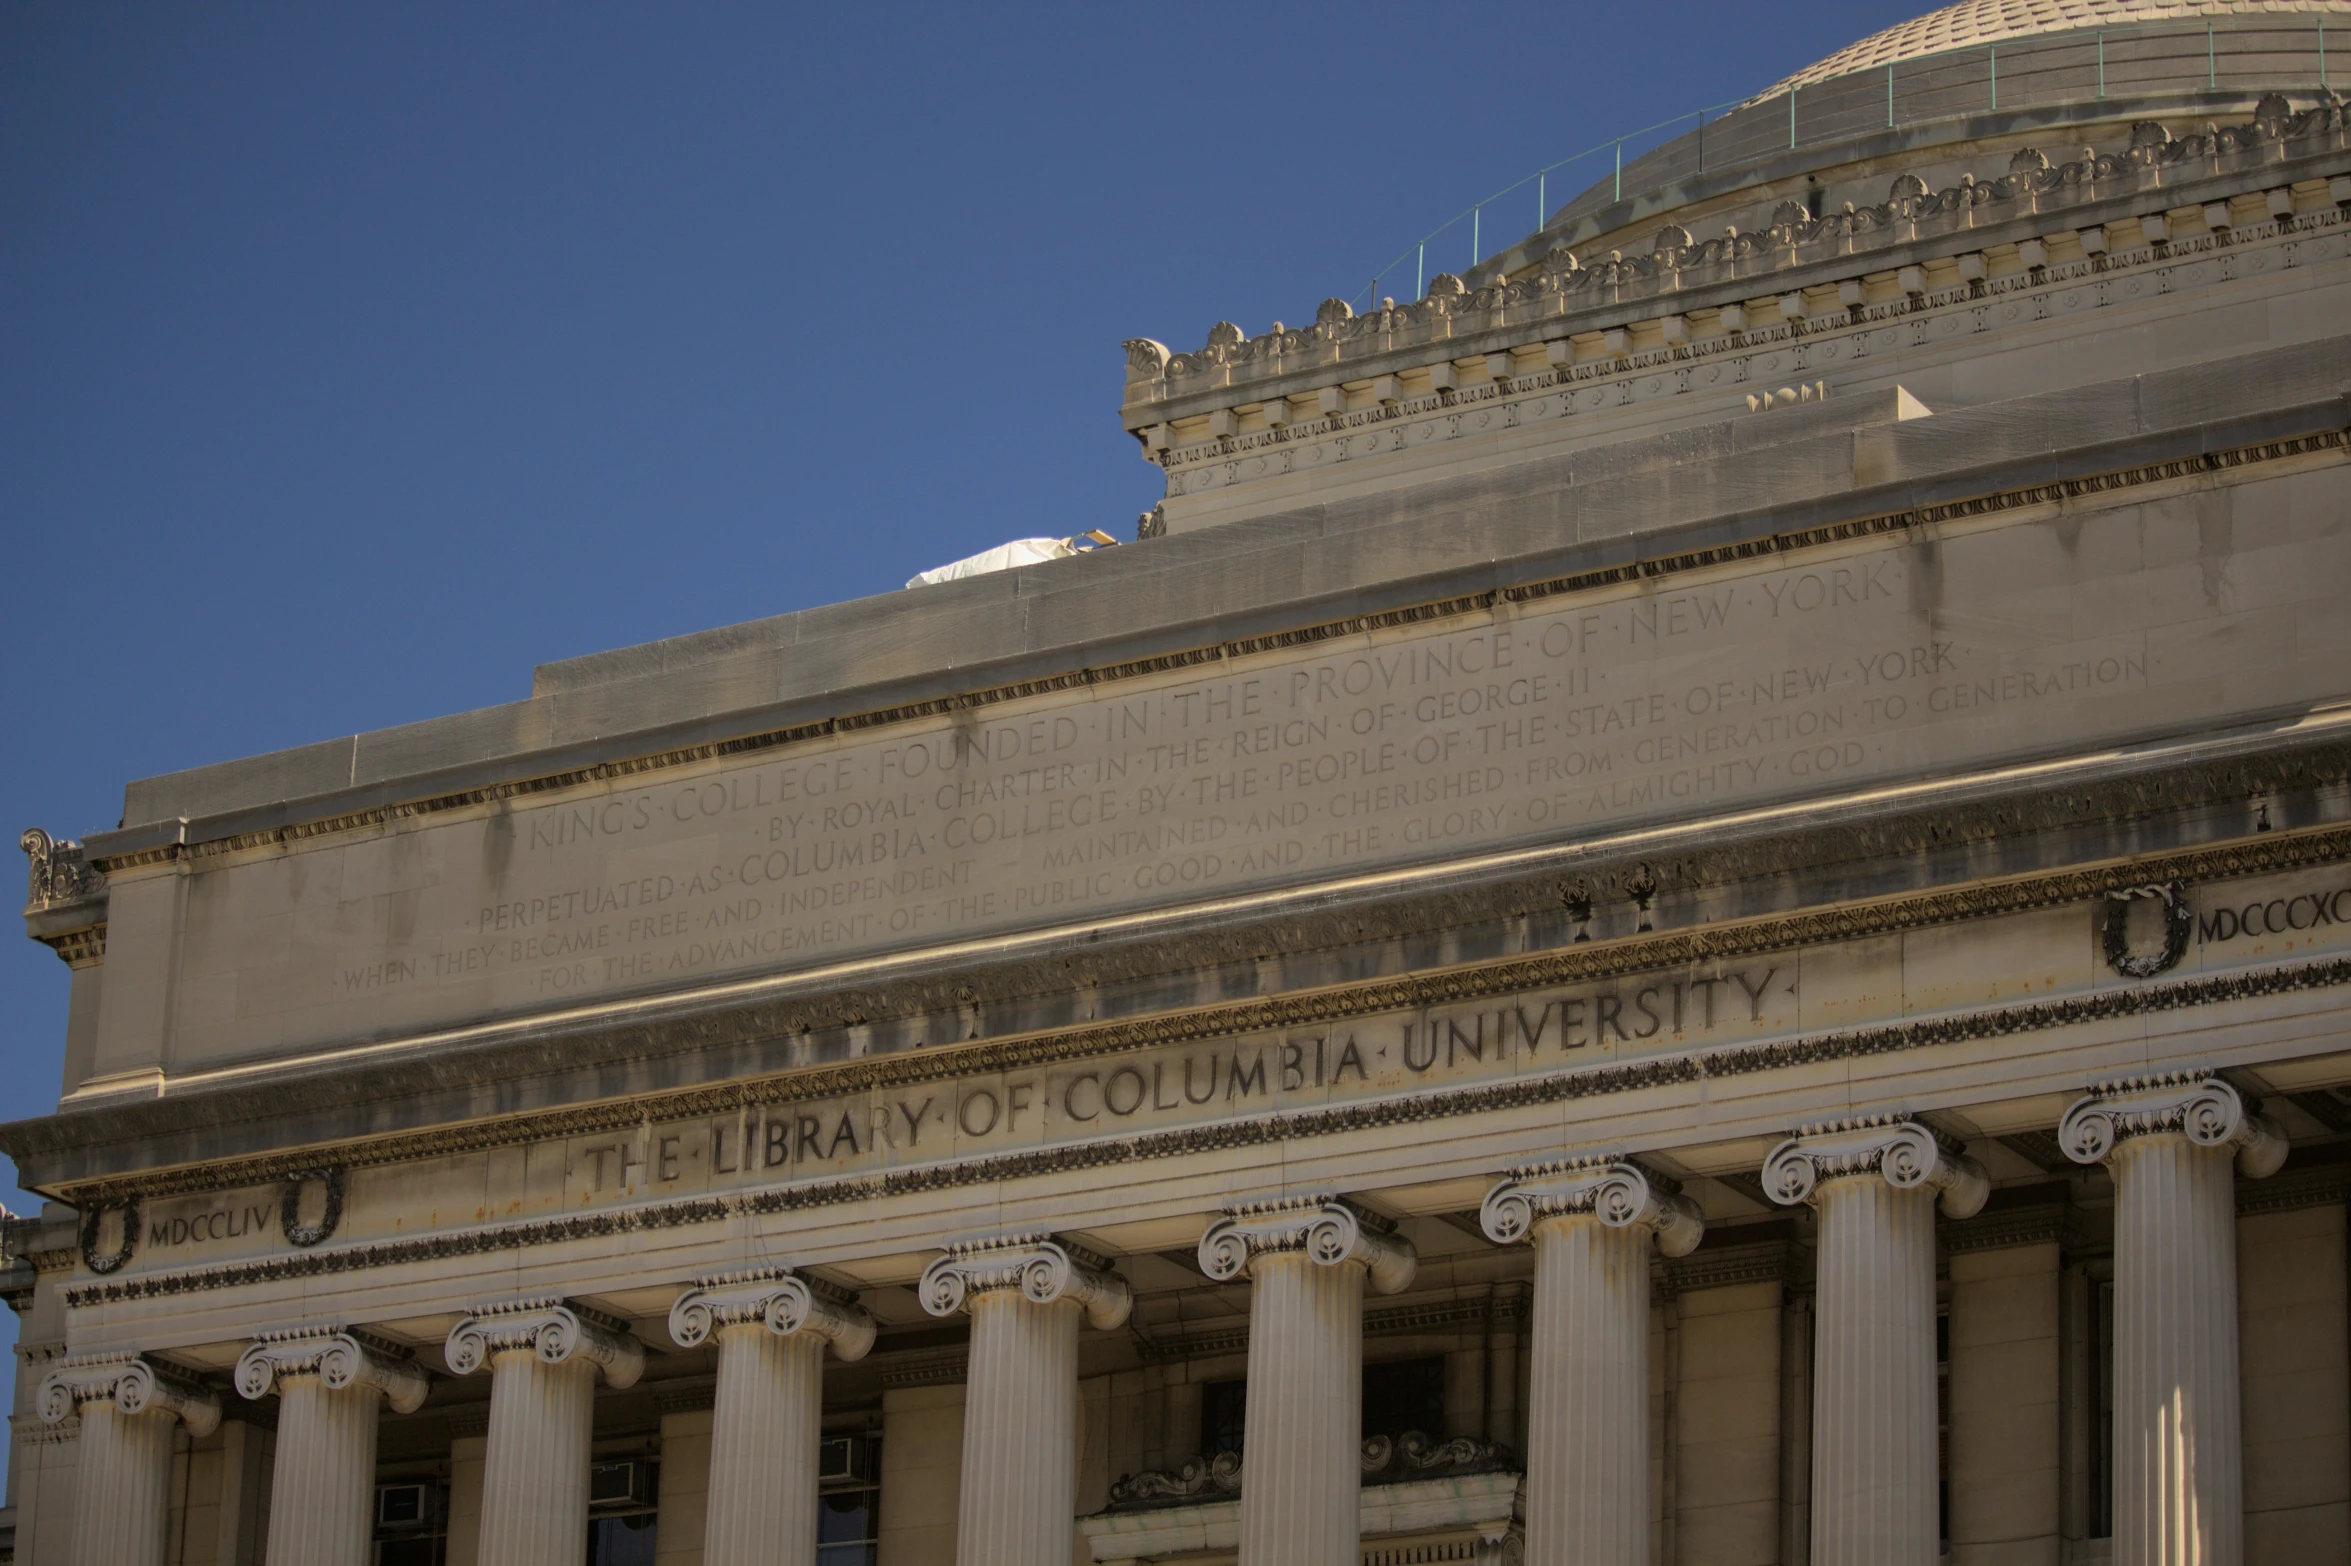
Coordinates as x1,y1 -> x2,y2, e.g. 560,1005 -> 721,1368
588,1459 -> 652,1510
374,1481 -> 439,1533
818,1435 -> 870,1483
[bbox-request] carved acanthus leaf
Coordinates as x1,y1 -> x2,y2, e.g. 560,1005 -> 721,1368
20,828 -> 101,912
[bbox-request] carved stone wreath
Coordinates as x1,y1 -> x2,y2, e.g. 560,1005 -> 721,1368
2102,882 -> 2193,979
279,1168 -> 344,1248
78,1198 -> 138,1275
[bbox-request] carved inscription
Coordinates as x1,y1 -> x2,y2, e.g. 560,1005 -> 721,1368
154,481 -> 2351,1066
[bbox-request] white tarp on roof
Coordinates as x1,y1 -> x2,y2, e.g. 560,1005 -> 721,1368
905,536 -> 1075,589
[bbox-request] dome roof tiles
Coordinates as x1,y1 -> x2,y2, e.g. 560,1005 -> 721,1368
1760,0 -> 2351,96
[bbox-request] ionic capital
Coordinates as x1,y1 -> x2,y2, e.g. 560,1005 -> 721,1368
1480,1158 -> 1705,1257
917,1234 -> 1133,1330
1197,1197 -> 1418,1294
234,1328 -> 430,1414
443,1297 -> 644,1389
2059,1073 -> 2287,1177
38,1352 -> 221,1437
1763,1116 -> 1990,1218
668,1267 -> 877,1360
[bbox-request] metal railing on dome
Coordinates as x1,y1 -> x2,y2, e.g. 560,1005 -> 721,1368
1346,14 -> 2339,311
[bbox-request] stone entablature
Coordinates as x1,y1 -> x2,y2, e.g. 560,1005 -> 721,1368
43,851 -> 2351,1316
1121,94 -> 2348,436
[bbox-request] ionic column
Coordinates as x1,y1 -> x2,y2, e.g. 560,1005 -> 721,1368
1482,1158 -> 1704,1566
2060,1074 -> 2285,1566
37,1352 -> 221,1566
1763,1116 -> 1988,1566
920,1234 -> 1131,1566
445,1297 -> 645,1566
236,1329 -> 431,1566
668,1267 -> 877,1566
1198,1198 -> 1418,1566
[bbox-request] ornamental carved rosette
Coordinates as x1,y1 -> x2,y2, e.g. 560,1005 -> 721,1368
38,1352 -> 221,1437
234,1328 -> 430,1414
443,1297 -> 644,1389
1762,1116 -> 1990,1218
667,1266 -> 877,1360
1480,1158 -> 1705,1257
2059,1074 -> 2287,1177
1196,1197 -> 1418,1295
917,1235 -> 1132,1330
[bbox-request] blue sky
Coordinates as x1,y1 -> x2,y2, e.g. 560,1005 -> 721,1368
0,0 -> 1917,1437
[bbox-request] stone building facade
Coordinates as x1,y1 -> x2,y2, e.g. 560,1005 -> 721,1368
9,2 -> 2351,1563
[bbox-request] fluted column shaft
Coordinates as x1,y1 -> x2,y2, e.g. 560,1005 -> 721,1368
918,1235 -> 1131,1566
1764,1117 -> 1987,1566
446,1298 -> 644,1566
1239,1250 -> 1364,1564
2060,1072 -> 2284,1566
2110,1131 -> 2245,1566
264,1377 -> 385,1565
708,1325 -> 824,1565
236,1328 -> 431,1566
1527,1217 -> 1649,1564
1198,1198 -> 1417,1566
1481,1158 -> 1701,1566
39,1353 -> 221,1566
672,1267 -> 877,1566
69,1401 -> 178,1566
479,1349 -> 597,1566
958,1290 -> 1083,1564
1811,1173 -> 1940,1566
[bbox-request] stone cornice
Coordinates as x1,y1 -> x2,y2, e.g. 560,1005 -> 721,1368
1124,98 -> 2348,422
36,782 -> 2351,1209
1940,1202 -> 2081,1255
1661,1239 -> 1791,1297
2236,1161 -> 2351,1216
59,944 -> 2351,1308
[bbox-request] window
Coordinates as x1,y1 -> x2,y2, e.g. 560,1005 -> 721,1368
1200,1379 -> 1248,1456
818,1435 -> 881,1566
585,1458 -> 658,1566
374,1479 -> 447,1566
1361,1356 -> 1447,1442
1201,1357 -> 1451,1459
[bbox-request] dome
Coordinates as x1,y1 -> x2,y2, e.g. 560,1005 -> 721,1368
1759,0 -> 2351,96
